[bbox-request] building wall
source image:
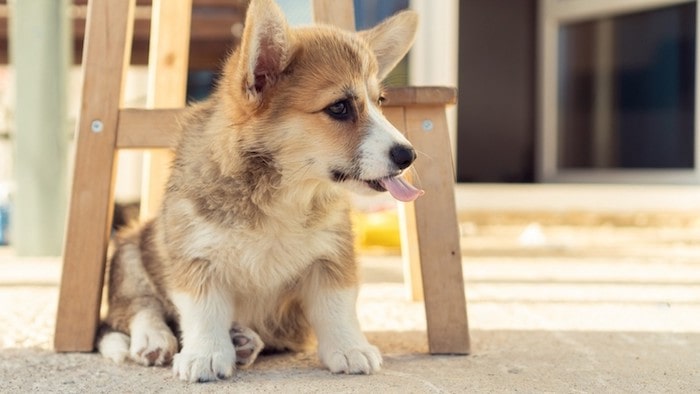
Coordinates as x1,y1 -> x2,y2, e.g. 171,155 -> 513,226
457,0 -> 536,182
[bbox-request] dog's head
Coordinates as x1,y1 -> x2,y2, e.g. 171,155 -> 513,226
220,0 -> 423,202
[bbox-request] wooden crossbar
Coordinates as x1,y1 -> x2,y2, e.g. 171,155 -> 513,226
115,87 -> 457,150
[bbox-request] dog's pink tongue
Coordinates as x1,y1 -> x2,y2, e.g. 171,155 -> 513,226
379,176 -> 424,202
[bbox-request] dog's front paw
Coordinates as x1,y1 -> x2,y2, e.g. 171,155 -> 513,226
320,343 -> 383,374
172,343 -> 236,382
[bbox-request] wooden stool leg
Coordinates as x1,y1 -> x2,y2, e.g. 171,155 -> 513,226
404,105 -> 470,355
139,0 -> 192,220
385,107 -> 425,301
54,0 -> 135,352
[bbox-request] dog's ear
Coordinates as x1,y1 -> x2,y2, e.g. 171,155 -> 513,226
237,0 -> 291,103
359,10 -> 419,81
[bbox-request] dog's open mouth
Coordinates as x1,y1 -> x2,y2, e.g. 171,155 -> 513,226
333,171 -> 424,202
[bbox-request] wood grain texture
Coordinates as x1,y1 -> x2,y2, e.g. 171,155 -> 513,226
385,87 -> 457,107
116,108 -> 181,149
312,0 -> 356,31
403,105 -> 470,355
140,0 -> 192,219
55,0 -> 135,352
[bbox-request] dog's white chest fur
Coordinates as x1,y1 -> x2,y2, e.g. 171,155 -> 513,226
166,197 -> 348,293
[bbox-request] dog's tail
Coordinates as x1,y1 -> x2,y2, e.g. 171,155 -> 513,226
96,324 -> 130,363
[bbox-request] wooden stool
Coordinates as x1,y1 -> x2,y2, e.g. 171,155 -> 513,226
55,0 -> 469,355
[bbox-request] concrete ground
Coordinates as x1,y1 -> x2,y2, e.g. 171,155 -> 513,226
1,185 -> 699,393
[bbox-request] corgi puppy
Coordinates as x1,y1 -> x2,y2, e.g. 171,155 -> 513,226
98,0 -> 421,382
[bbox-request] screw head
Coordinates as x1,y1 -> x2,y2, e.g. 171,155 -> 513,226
422,119 -> 433,131
91,120 -> 103,133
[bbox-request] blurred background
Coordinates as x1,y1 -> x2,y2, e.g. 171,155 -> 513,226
1,0 -> 700,256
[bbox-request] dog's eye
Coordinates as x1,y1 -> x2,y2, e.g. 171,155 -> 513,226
325,99 -> 352,121
377,96 -> 386,106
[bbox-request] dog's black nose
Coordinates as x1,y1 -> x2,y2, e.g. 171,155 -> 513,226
390,145 -> 416,170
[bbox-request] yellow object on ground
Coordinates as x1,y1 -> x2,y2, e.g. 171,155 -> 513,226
352,210 -> 401,251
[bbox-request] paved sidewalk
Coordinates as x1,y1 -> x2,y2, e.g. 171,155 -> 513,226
1,251 -> 699,392
2,184 -> 700,392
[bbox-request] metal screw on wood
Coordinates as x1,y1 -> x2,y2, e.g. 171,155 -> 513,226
422,119 -> 433,131
90,120 -> 103,133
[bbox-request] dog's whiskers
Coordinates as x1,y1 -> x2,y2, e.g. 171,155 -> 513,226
407,166 -> 422,188
414,148 -> 433,162
280,159 -> 316,181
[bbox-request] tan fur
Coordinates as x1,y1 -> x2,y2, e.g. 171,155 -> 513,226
99,0 -> 419,381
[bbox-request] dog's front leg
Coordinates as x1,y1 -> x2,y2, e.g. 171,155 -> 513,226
305,284 -> 382,374
171,289 -> 236,382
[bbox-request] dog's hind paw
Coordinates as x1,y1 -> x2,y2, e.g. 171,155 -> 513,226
321,343 -> 383,375
230,323 -> 264,368
130,328 -> 178,366
98,331 -> 130,363
128,311 -> 179,366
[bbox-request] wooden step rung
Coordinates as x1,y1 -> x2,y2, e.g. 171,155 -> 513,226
116,108 -> 182,149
